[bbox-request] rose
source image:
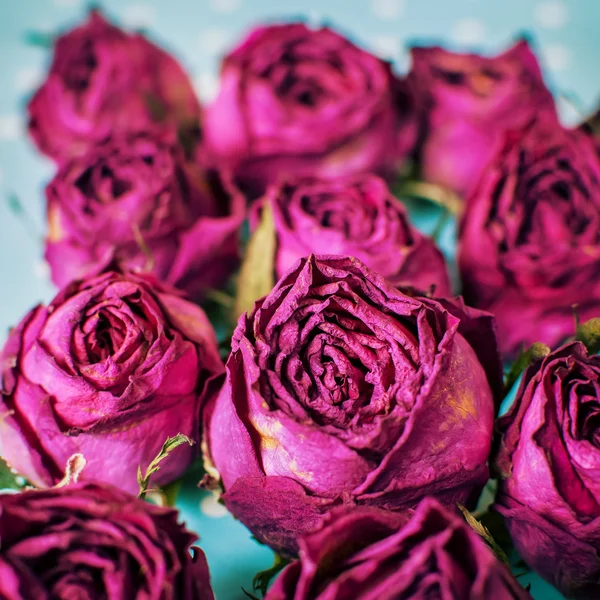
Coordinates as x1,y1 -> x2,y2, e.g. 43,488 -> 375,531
45,131 -> 245,299
266,498 -> 531,600
0,269 -> 224,494
494,342 -> 600,599
262,174 -> 451,295
204,23 -> 417,196
204,255 -> 500,555
0,482 -> 214,599
458,120 -> 600,357
408,40 -> 557,199
28,10 -> 201,163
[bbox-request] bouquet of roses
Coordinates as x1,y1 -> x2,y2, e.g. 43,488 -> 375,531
1,8 -> 599,600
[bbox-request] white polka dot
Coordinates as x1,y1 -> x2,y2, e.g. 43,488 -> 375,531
534,1 -> 568,29
371,35 -> 398,59
15,476 -> 26,487
15,66 -> 43,94
208,0 -> 241,13
370,0 -> 405,19
556,94 -> 584,126
0,114 -> 23,141
198,28 -> 232,57
121,4 -> 156,29
200,494 -> 228,518
194,72 -> 220,103
542,44 -> 571,71
33,260 -> 51,281
451,18 -> 487,46
52,0 -> 82,6
556,97 -> 581,126
306,10 -> 323,27
370,37 -> 409,71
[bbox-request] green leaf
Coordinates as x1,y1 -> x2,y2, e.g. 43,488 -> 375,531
201,277 -> 237,357
393,180 -> 463,216
253,554 -> 289,597
458,504 -> 510,565
233,201 -> 276,323
204,289 -> 234,309
504,342 -> 550,391
576,317 -> 600,354
0,457 -> 26,491
161,478 -> 183,507
478,510 -> 514,556
138,434 -> 195,500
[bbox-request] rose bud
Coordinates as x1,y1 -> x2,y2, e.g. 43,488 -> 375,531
494,341 -> 600,600
44,131 -> 245,299
204,23 -> 417,196
408,40 -> 557,199
266,498 -> 532,600
262,174 -> 451,294
458,120 -> 600,357
204,255 -> 499,556
28,10 -> 201,163
0,270 -> 224,494
0,482 -> 214,599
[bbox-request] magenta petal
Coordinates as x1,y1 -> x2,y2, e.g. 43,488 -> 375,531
497,497 -> 600,600
0,270 -> 223,493
206,255 -> 496,555
223,476 -> 337,556
204,23 -> 417,195
27,10 -> 200,163
0,482 -> 214,599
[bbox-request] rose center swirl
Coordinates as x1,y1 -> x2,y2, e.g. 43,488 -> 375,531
300,190 -> 378,239
254,37 -> 366,108
257,283 -> 423,449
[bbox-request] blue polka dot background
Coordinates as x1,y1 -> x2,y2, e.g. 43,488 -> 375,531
0,1 -> 597,598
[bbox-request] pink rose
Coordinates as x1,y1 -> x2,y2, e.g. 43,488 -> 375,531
205,23 -> 417,196
408,40 -> 557,199
28,10 -> 201,163
0,270 -> 224,494
0,482 -> 215,599
45,132 -> 245,300
204,256 -> 500,555
459,120 -> 600,357
263,173 -> 451,294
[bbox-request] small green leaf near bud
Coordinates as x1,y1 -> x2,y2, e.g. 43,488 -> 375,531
457,504 -> 510,566
576,317 -> 600,354
138,433 -> 194,500
233,201 -> 276,322
393,180 -> 463,216
252,553 -> 289,597
504,342 -> 551,392
0,457 -> 27,491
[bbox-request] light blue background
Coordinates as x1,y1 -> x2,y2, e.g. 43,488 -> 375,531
1,1 -> 597,598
